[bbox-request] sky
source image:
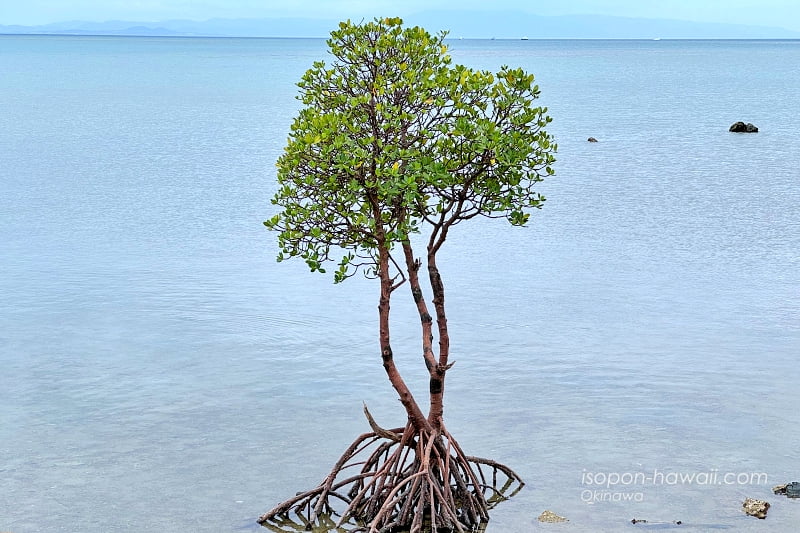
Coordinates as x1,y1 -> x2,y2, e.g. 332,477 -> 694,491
2,0 -> 800,33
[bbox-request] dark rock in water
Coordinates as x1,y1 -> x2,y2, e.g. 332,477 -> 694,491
743,497 -> 770,519
587,137 -> 598,142
729,121 -> 759,133
773,481 -> 800,498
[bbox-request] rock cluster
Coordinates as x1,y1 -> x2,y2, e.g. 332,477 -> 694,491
773,482 -> 800,498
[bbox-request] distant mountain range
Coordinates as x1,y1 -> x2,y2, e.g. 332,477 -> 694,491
2,12 -> 799,39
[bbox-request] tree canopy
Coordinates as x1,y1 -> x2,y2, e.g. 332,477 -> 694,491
264,17 -> 556,283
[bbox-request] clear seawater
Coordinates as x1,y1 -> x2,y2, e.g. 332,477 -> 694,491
1,35 -> 799,532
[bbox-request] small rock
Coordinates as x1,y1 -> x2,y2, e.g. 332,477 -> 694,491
538,510 -> 568,523
587,137 -> 598,142
773,483 -> 788,495
743,497 -> 770,519
729,121 -> 758,133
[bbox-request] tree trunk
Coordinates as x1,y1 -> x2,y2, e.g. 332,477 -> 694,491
401,241 -> 441,399
426,253 -> 449,431
259,242 -> 525,533
377,242 -> 431,433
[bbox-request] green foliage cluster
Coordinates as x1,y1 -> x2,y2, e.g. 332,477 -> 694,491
264,17 -> 556,282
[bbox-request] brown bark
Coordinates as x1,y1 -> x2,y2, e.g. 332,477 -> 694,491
423,201 -> 460,431
372,199 -> 430,433
401,243 -> 436,373
400,236 -> 450,432
426,253 -> 449,430
377,267 -> 431,433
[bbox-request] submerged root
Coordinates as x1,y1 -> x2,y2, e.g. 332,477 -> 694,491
258,420 -> 523,533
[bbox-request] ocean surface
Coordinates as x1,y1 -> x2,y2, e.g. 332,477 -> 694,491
1,35 -> 799,532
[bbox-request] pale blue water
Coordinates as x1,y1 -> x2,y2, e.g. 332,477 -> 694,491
1,35 -> 799,532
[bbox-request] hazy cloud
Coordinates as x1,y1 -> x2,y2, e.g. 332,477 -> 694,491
2,0 -> 799,31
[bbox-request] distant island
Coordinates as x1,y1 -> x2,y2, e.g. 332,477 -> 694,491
2,11 -> 800,39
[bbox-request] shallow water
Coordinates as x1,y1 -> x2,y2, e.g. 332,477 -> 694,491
1,36 -> 799,532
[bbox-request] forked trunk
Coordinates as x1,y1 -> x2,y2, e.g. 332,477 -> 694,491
378,243 -> 431,433
259,217 -> 524,533
401,242 -> 449,432
426,255 -> 449,431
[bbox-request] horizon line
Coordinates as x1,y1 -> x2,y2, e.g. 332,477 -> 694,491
3,32 -> 800,41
